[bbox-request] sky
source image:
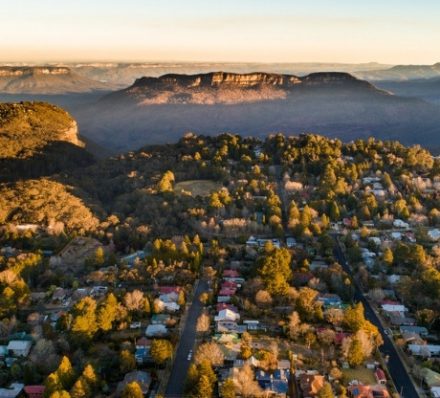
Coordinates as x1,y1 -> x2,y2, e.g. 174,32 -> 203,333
1,0 -> 440,64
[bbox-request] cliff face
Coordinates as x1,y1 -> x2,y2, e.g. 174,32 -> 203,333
0,66 -> 110,94
107,71 -> 383,105
0,102 -> 83,158
0,66 -> 71,77
0,102 -> 94,182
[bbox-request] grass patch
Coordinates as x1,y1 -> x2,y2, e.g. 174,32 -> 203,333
343,367 -> 376,385
175,180 -> 222,197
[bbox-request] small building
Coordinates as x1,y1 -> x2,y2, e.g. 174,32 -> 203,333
117,371 -> 151,396
145,324 -> 168,337
408,344 -> 440,357
7,340 -> 32,357
381,302 -> 408,314
428,229 -> 440,242
23,386 -> 45,398
298,373 -> 325,397
374,368 -> 387,385
317,294 -> 342,309
0,383 -> 24,398
399,325 -> 429,337
393,219 -> 409,229
215,309 -> 240,322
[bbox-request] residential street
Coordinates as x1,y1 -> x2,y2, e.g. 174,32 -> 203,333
333,239 -> 421,398
165,279 -> 208,397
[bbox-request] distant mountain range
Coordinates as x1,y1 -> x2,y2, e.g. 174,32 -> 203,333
0,66 -> 111,94
355,63 -> 440,81
73,71 -> 440,152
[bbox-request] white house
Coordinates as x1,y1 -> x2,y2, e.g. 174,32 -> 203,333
428,229 -> 440,242
390,232 -> 402,241
381,303 -> 408,314
6,340 -> 32,357
408,344 -> 440,357
393,219 -> 410,229
215,309 -> 240,322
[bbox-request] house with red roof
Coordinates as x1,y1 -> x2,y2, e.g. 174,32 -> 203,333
374,368 -> 387,385
158,286 -> 181,295
24,386 -> 45,398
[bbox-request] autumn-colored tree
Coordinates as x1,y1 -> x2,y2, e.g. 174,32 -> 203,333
347,338 -> 364,367
383,248 -> 393,266
151,339 -> 173,365
220,378 -> 236,398
97,293 -> 118,331
121,381 -> 143,398
70,376 -> 90,398
119,350 -> 136,373
57,356 -> 76,390
317,382 -> 334,398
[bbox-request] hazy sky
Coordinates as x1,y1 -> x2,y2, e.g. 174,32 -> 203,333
1,0 -> 440,64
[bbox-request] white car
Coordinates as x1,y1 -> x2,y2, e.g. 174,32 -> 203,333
187,350 -> 193,361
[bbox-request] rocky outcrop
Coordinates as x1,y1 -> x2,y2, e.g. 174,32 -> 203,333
0,66 -> 71,77
105,71 -> 383,106
0,66 -> 109,94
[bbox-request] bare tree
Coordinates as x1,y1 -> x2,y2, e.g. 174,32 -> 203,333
255,290 -> 273,308
233,364 -> 263,397
196,313 -> 211,333
195,342 -> 224,367
124,289 -> 144,311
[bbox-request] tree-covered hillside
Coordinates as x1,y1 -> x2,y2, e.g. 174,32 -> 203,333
0,102 -> 94,181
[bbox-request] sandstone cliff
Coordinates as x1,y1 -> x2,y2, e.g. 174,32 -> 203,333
104,71 -> 383,105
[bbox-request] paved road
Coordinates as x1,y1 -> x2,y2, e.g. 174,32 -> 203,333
165,279 -> 208,398
333,239 -> 421,398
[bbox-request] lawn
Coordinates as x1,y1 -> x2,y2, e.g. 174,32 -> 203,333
175,180 -> 222,197
343,367 -> 377,385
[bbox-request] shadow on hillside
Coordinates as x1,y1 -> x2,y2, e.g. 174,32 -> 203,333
0,141 -> 95,183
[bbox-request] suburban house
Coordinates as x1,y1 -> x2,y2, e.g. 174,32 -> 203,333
255,369 -> 290,396
23,386 -> 45,398
0,383 -> 24,398
317,294 -> 342,309
7,340 -> 32,357
117,371 -> 151,396
298,373 -> 325,397
400,325 -> 429,337
381,302 -> 408,315
374,368 -> 387,385
408,344 -> 440,357
145,324 -> 168,338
